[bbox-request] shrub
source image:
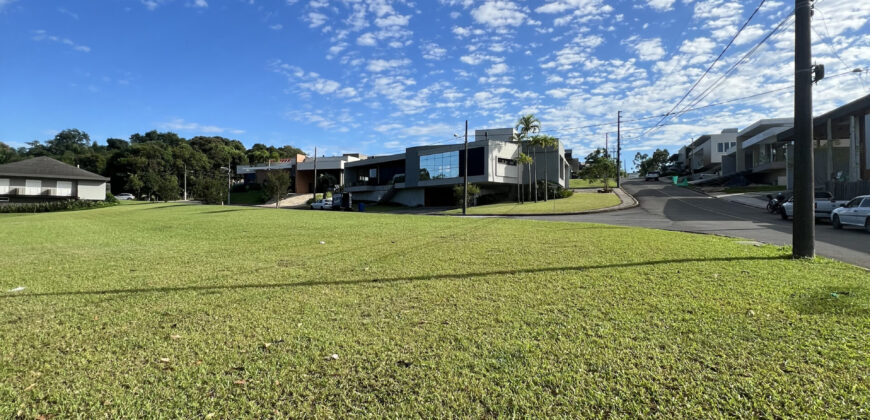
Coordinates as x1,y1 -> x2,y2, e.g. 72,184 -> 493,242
105,192 -> 119,203
0,199 -> 119,213
559,189 -> 574,198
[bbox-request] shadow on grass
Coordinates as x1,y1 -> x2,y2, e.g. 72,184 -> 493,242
3,255 -> 789,299
200,208 -> 253,214
792,285 -> 870,316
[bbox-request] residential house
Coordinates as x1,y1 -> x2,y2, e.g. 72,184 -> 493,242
777,93 -> 870,198
344,128 -> 570,207
686,128 -> 739,175
725,118 -> 793,185
0,156 -> 108,203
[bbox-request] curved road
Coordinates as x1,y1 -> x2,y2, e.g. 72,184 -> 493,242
516,180 -> 870,268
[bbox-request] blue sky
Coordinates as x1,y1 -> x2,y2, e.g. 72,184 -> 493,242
1,0 -> 868,161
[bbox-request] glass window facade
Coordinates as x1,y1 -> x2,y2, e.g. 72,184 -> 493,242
419,151 -> 459,180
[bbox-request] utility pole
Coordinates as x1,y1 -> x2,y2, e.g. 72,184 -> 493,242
605,133 -> 608,157
183,163 -> 187,201
227,157 -> 231,205
313,146 -> 318,202
463,120 -> 469,215
793,0 -> 815,258
616,111 -> 622,188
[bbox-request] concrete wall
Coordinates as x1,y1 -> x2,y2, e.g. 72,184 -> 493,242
77,180 -> 107,200
391,189 -> 425,207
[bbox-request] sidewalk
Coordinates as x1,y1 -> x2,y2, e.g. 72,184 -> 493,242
707,192 -> 768,209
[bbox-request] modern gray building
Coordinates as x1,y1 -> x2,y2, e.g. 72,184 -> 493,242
344,128 -> 570,206
0,156 -> 108,203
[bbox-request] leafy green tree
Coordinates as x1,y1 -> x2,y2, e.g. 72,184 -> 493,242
47,129 -> 90,156
263,170 -> 291,208
578,148 -> 617,192
636,148 -> 670,175
0,142 -> 20,164
155,174 -> 180,202
453,183 -> 481,207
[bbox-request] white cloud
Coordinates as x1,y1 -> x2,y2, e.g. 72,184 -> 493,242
307,12 -> 328,28
159,118 -> 244,135
31,30 -> 90,53
646,0 -> 675,11
421,42 -> 447,60
471,1 -> 524,28
632,38 -> 666,61
357,32 -> 377,46
486,63 -> 509,75
269,24 -> 283,31
367,58 -> 411,72
192,0 -> 208,8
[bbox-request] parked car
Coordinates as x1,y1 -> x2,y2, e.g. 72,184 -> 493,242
780,191 -> 848,220
310,198 -> 332,210
831,195 -> 870,232
644,171 -> 660,182
116,193 -> 136,200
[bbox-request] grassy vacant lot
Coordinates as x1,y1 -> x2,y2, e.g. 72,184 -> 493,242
1,204 -> 869,418
570,178 -> 616,189
446,191 -> 621,215
229,190 -> 267,205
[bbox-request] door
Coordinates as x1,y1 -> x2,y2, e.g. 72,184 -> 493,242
841,198 -> 862,225
858,198 -> 870,227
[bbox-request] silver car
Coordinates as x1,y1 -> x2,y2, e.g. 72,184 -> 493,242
831,195 -> 870,232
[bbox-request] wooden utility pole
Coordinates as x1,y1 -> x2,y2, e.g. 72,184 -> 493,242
793,0 -> 815,258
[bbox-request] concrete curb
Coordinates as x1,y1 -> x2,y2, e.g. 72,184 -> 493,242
446,187 -> 639,217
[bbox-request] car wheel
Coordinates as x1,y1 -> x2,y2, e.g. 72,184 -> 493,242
780,208 -> 788,220
832,215 -> 842,230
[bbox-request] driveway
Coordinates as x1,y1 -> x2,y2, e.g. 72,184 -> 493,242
513,180 -> 870,268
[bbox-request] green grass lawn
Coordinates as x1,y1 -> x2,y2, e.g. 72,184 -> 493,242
1,204 -> 869,417
569,178 -> 616,189
445,191 -> 621,215
723,185 -> 788,194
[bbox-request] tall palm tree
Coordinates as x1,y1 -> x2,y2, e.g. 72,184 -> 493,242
531,135 -> 559,201
515,114 -> 541,202
516,152 -> 533,204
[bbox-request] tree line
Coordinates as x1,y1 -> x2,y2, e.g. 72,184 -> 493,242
0,129 -> 304,203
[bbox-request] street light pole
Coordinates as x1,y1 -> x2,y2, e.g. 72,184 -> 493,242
793,0 -> 815,258
616,111 -> 622,189
463,120 -> 469,215
313,146 -> 318,202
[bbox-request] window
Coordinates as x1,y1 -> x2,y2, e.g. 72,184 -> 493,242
56,181 -> 72,196
846,198 -> 861,208
0,178 -> 8,195
717,143 -> 724,153
25,179 -> 41,195
497,157 -> 516,166
861,198 -> 870,208
419,151 -> 459,180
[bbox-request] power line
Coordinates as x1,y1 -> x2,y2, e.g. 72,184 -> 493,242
812,7 -> 868,92
646,0 -> 769,139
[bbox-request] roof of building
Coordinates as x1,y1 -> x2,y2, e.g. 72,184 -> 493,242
777,93 -> 870,141
0,156 -> 109,181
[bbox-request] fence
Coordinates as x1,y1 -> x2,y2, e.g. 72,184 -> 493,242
825,180 -> 870,200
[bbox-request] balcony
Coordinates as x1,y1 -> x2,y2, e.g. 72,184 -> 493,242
0,186 -> 74,197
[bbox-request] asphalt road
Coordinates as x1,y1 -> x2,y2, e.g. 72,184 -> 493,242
515,180 -> 870,269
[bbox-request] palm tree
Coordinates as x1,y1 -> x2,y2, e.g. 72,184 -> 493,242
515,114 -> 541,202
531,135 -> 559,201
516,152 -> 533,204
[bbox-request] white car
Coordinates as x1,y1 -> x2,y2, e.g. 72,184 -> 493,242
116,193 -> 136,200
310,199 -> 332,210
831,195 -> 870,232
780,191 -> 848,221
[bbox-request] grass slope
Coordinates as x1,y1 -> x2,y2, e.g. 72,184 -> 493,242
570,179 -> 616,189
1,204 -> 869,418
446,191 -> 621,215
